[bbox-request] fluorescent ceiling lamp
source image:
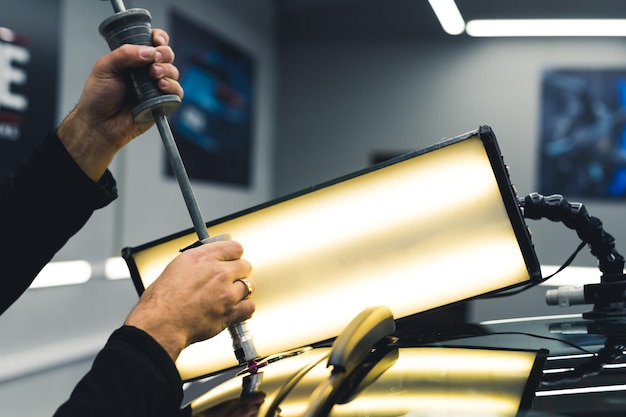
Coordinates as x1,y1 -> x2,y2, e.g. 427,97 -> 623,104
428,0 -> 465,35
123,126 -> 541,381
105,257 -> 131,280
466,19 -> 626,37
29,260 -> 91,289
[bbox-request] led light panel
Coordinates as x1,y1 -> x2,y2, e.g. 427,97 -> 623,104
122,125 -> 541,380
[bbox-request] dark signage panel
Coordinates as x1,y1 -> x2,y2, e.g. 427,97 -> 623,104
0,0 -> 60,181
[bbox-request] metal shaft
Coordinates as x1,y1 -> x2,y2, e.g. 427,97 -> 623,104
110,0 -> 126,13
153,110 -> 210,241
153,109 -> 260,370
102,0 -> 259,373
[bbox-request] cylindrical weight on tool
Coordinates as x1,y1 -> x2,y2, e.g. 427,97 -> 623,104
229,321 -> 259,365
98,8 -> 180,122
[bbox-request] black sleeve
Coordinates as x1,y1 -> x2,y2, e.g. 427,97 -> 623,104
54,326 -> 191,417
0,132 -> 118,314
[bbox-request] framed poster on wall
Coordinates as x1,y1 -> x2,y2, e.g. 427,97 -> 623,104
166,9 -> 255,187
538,69 -> 626,199
0,0 -> 60,181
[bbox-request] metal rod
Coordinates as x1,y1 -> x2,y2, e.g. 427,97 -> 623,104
153,110 -> 210,241
110,0 -> 127,13
153,108 -> 261,372
102,0 -> 260,377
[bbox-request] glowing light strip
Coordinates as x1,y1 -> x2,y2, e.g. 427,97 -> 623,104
427,1 -> 626,38
544,362 -> 626,377
543,368 -> 575,374
466,19 -> 626,37
547,353 -> 595,361
539,265 -> 603,287
29,260 -> 91,288
536,384 -> 626,397
480,313 -> 582,326
104,257 -> 131,280
428,0 -> 465,35
27,257 -> 131,289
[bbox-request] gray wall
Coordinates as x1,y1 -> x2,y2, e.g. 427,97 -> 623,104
0,0 -> 276,415
275,36 -> 626,322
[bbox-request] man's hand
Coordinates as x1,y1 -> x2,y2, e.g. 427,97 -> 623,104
125,240 -> 256,361
57,28 -> 183,181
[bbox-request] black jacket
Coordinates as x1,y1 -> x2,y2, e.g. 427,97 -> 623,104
0,132 -> 116,313
0,133 -> 188,417
55,325 -> 188,417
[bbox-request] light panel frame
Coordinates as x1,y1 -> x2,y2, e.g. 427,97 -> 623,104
122,125 -> 542,381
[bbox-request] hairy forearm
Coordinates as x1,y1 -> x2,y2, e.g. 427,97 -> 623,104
56,110 -> 120,182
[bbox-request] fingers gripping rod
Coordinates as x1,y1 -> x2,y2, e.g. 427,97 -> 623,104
100,0 -> 260,374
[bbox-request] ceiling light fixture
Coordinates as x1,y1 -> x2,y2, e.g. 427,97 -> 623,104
427,1 -> 626,37
29,260 -> 92,289
104,257 -> 131,280
428,0 -> 465,35
466,19 -> 626,37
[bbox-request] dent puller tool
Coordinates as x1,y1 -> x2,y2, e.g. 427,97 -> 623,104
99,0 -> 264,377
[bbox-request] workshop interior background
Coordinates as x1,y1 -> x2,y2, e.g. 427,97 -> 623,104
2,0 -> 626,415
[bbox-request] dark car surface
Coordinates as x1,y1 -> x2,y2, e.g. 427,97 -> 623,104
183,300 -> 626,417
